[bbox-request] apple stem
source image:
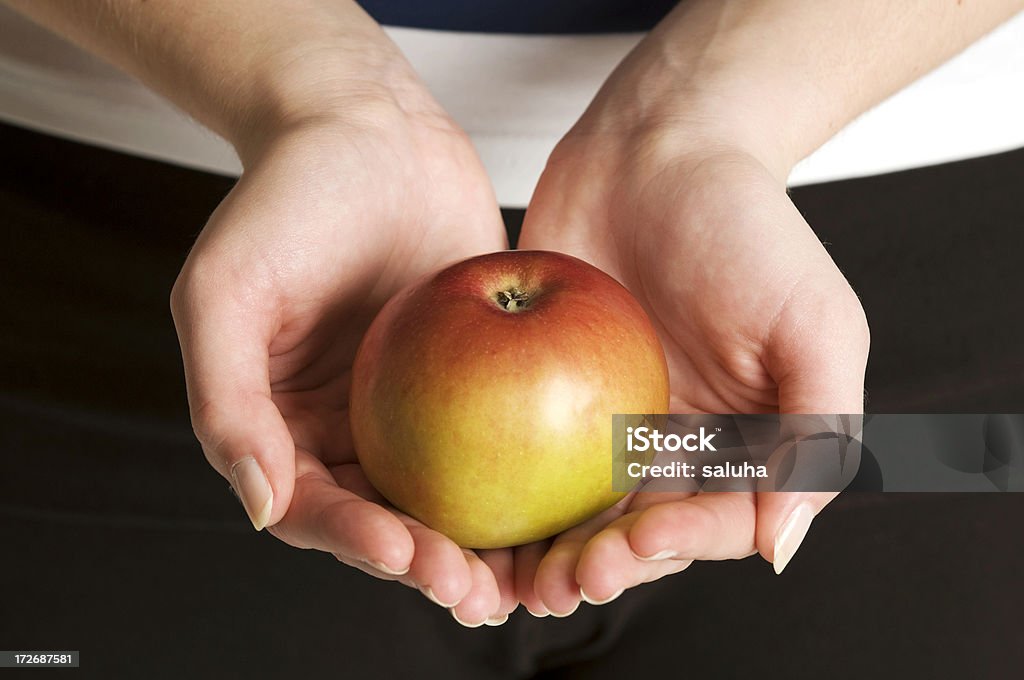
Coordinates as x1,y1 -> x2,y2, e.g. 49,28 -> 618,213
496,288 -> 530,312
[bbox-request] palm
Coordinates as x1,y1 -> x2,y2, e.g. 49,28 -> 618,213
243,121 -> 503,462
526,150 -> 835,413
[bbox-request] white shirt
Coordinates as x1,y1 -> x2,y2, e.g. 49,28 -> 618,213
1,6 -> 1021,207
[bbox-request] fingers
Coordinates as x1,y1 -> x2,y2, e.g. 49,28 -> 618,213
335,463 -> 514,622
402,522 -> 474,609
573,492 -> 757,604
171,271 -> 295,530
576,513 -> 691,605
766,286 -> 869,415
477,549 -> 519,624
759,288 -> 869,573
514,541 -> 552,617
755,491 -> 837,574
449,551 -> 503,628
627,492 -> 758,562
533,539 -> 586,618
272,455 -> 416,574
272,455 -> 522,627
533,499 -> 630,617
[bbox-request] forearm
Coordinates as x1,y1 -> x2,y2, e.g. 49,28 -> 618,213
591,0 -> 1023,179
2,0 -> 421,158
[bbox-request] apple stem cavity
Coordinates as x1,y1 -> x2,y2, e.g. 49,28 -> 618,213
495,288 -> 531,312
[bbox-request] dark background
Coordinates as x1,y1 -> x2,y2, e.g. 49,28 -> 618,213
2,121 -> 1023,678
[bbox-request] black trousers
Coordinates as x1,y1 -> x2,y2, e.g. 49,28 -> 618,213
2,121 -> 1023,679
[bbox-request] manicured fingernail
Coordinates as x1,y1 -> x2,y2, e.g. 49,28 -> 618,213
420,586 -> 459,608
230,457 -> 273,531
549,601 -> 580,618
526,606 -> 550,618
449,608 -> 485,628
580,587 -> 624,606
364,559 -> 410,577
484,614 -> 509,627
632,549 -> 676,562
773,504 -> 815,575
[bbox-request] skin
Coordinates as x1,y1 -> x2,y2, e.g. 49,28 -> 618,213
7,0 -> 1023,625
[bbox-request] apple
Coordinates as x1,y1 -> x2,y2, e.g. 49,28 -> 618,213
349,250 -> 670,549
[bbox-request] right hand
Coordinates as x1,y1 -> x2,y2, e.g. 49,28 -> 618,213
170,51 -> 516,627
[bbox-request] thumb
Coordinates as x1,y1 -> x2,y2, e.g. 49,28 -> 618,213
756,290 -> 870,573
171,274 -> 295,531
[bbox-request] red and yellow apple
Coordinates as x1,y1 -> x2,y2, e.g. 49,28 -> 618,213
349,250 -> 669,548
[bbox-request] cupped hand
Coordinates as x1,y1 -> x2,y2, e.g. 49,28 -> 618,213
170,81 -> 518,626
515,117 -> 869,614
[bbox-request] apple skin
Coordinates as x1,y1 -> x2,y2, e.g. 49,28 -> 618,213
349,250 -> 670,549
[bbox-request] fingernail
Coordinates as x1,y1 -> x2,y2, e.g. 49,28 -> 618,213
484,614 -> 509,627
449,608 -> 485,628
420,586 -> 459,608
526,606 -> 550,618
773,504 -> 815,575
230,457 -> 273,531
580,587 -> 624,606
632,549 -> 676,562
364,559 -> 410,577
549,601 -> 580,618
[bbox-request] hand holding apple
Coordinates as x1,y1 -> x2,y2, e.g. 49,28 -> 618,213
169,43 -> 524,626
350,250 -> 670,549
514,52 -> 869,614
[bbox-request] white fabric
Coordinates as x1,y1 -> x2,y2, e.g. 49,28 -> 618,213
1,6 -> 1022,207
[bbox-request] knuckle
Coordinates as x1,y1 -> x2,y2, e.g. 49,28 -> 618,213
169,272 -> 188,317
169,261 -> 203,319
838,289 -> 871,354
189,399 -> 232,455
810,283 -> 869,355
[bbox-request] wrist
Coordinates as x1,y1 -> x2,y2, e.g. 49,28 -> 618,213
581,0 -> 1024,183
572,0 -> 889,184
6,1 -> 441,167
573,44 -> 812,185
226,39 -> 444,167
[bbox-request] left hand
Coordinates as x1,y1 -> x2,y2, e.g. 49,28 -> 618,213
514,61 -> 869,617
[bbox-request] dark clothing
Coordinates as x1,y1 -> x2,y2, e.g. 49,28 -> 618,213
2,121 -> 1023,678
358,0 -> 679,34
